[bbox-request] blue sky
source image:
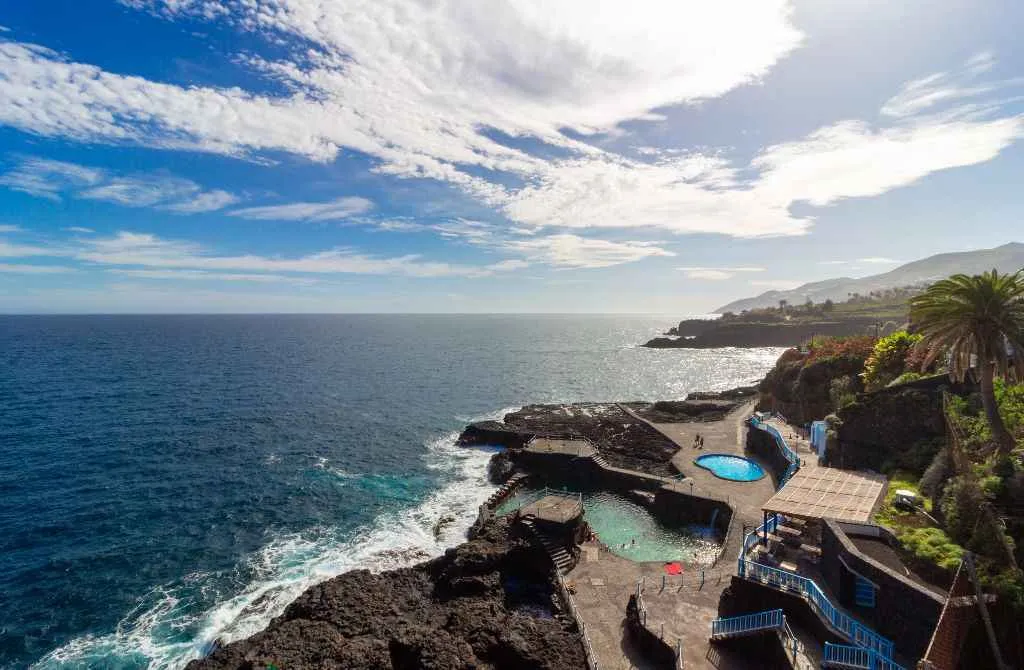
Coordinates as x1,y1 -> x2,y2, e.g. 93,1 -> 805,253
1,0 -> 1023,313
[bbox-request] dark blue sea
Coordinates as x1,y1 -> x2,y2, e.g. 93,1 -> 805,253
0,315 -> 782,669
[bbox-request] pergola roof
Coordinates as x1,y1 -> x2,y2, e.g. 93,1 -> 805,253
763,468 -> 887,524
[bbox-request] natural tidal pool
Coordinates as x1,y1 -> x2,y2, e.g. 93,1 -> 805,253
498,488 -> 720,564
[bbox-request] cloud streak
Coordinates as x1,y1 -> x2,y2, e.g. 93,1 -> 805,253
229,197 -> 374,222
679,266 -> 765,280
0,156 -> 239,212
0,14 -> 1020,249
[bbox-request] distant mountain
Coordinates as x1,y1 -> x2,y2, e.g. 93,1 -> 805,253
716,242 -> 1024,313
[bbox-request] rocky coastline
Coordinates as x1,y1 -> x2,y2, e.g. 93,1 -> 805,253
642,318 -> 880,348
184,387 -> 752,670
186,517 -> 587,670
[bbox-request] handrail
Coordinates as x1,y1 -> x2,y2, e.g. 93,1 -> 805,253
747,414 -> 801,487
823,642 -> 907,670
736,559 -> 895,659
711,608 -> 783,637
522,516 -> 599,670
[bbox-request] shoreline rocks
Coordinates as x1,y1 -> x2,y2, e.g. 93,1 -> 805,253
186,518 -> 586,670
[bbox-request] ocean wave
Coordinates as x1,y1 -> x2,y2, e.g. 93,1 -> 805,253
33,430 -> 498,670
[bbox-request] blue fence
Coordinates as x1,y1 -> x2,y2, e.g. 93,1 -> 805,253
811,420 -> 828,458
736,559 -> 896,659
823,642 -> 906,670
711,608 -> 783,638
748,415 -> 800,486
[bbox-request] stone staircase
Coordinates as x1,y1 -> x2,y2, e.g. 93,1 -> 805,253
484,472 -> 527,509
520,517 -> 575,575
590,453 -> 610,469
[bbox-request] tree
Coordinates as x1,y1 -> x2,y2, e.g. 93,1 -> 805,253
861,330 -> 922,391
910,269 -> 1024,454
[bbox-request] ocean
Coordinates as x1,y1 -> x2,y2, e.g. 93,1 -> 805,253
0,315 -> 783,669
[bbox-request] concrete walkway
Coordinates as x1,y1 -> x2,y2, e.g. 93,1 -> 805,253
565,401 -> 786,669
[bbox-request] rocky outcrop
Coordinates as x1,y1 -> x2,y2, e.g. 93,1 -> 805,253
456,421 -> 532,449
186,519 -> 585,670
758,351 -> 867,425
501,403 -> 680,476
642,320 -> 877,349
830,386 -> 946,473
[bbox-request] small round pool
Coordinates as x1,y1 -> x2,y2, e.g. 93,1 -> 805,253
694,454 -> 765,482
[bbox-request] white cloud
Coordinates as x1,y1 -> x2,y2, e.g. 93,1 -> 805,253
0,157 -> 103,199
373,219 -> 427,233
81,176 -> 240,212
0,262 -> 75,274
108,268 -> 317,284
72,231 -> 519,278
0,17 -> 1021,246
229,197 -> 374,221
750,279 -> 803,290
881,51 -> 1023,121
679,266 -> 765,280
0,240 -> 56,258
858,256 -> 902,264
63,226 -> 95,234
502,234 -> 674,269
0,224 -> 22,233
751,117 -> 1022,209
0,156 -> 238,212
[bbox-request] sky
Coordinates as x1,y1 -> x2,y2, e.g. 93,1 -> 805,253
1,0 -> 1023,314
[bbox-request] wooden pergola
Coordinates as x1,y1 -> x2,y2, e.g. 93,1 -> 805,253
760,467 -> 888,542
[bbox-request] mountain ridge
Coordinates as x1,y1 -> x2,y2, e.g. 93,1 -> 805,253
716,242 -> 1024,313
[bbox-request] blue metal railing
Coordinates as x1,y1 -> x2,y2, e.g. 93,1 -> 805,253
735,560 -> 895,659
711,609 -> 783,638
748,414 -> 801,486
740,514 -> 780,558
823,643 -> 906,670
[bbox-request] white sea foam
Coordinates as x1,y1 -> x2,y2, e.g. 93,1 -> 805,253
34,428 -> 500,670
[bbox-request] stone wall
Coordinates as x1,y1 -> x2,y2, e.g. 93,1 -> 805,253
651,487 -> 732,535
819,520 -> 944,660
626,594 -> 677,669
745,427 -> 790,487
830,386 -> 946,472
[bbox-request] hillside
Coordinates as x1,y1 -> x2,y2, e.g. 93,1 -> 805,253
717,242 -> 1024,313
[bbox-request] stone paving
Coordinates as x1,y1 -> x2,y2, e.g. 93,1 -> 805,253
564,401 -> 783,669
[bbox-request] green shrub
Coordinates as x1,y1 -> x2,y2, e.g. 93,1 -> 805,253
918,449 -> 951,501
941,476 -> 986,545
900,527 -> 964,572
861,331 -> 923,391
829,376 -> 857,411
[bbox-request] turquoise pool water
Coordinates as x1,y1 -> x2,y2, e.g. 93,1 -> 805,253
496,488 -> 719,564
694,454 -> 766,482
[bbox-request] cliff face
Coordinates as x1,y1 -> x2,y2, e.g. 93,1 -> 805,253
186,519 -> 585,670
830,386 -> 946,472
757,351 -> 866,425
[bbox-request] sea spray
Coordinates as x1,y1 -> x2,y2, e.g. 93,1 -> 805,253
33,429 -> 502,670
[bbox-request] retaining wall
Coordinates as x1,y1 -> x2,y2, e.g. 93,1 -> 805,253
745,427 -> 790,487
819,520 -> 944,661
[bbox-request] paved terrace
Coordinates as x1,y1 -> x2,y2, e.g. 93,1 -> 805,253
522,403 -> 894,669
565,401 -> 781,669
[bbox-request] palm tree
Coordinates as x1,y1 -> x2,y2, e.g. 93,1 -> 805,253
910,269 -> 1024,454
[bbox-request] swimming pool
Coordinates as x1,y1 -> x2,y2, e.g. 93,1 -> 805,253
694,454 -> 766,482
496,488 -> 719,564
